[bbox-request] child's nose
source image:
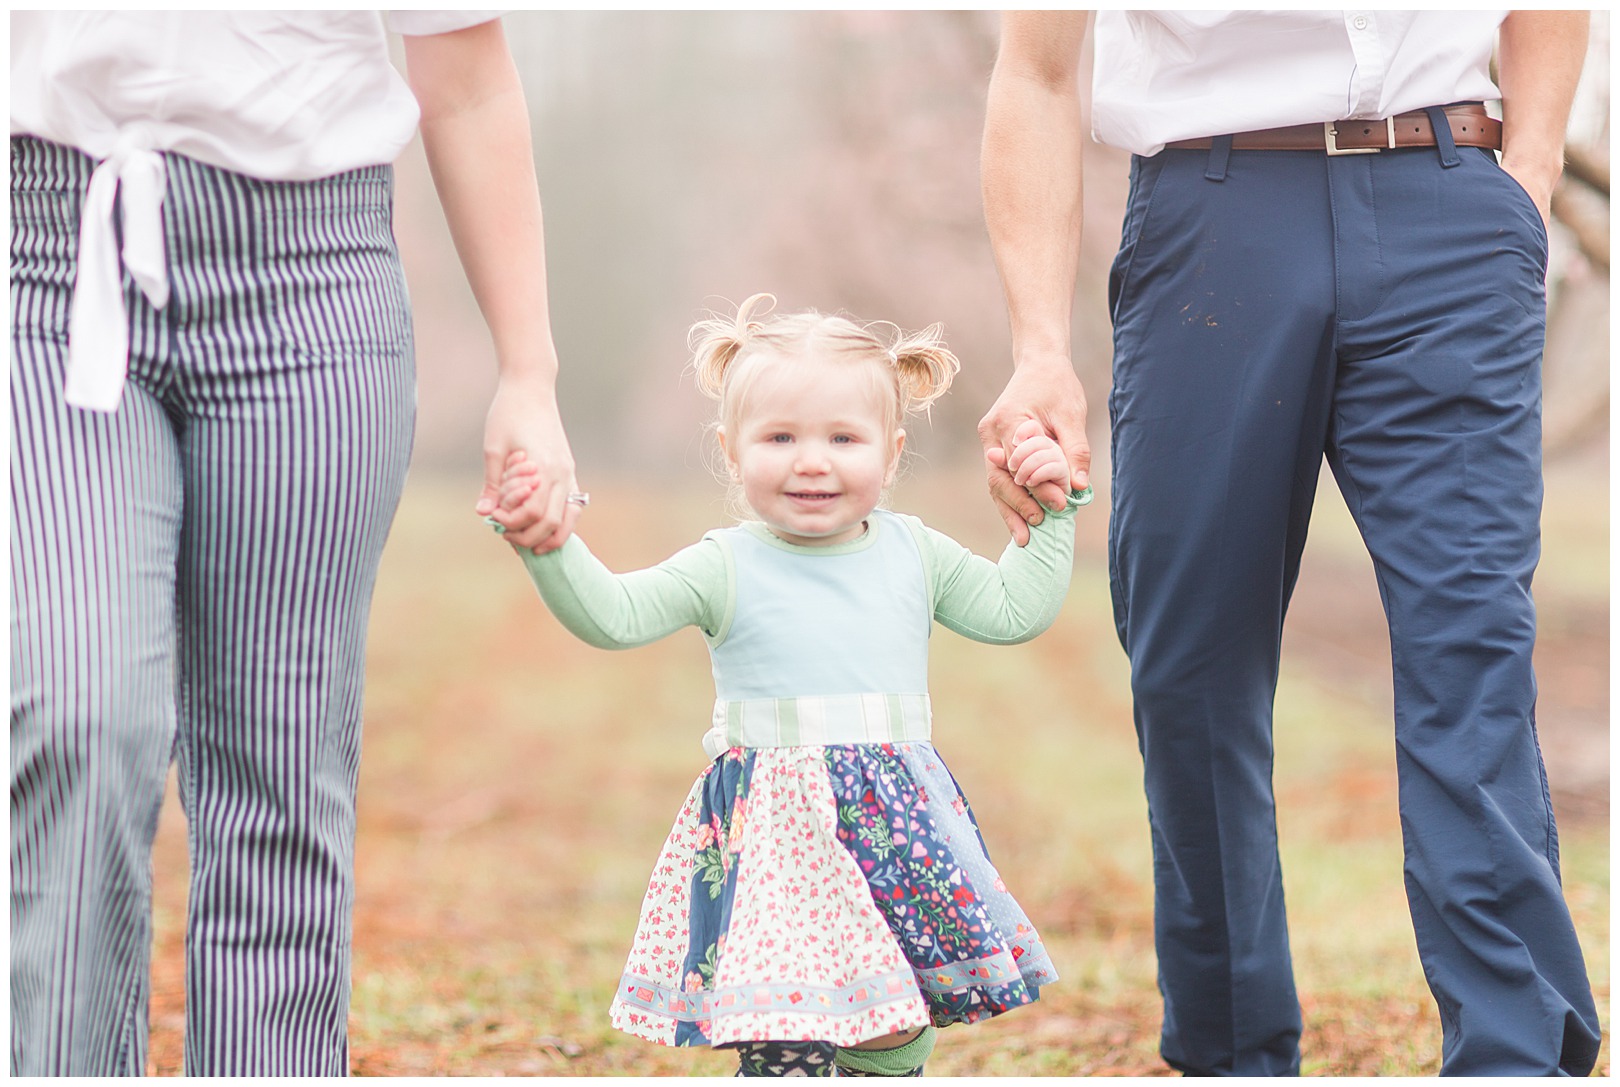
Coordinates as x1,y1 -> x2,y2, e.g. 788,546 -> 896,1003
794,445 -> 831,473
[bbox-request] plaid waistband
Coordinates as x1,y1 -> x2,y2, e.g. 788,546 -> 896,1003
702,694 -> 932,757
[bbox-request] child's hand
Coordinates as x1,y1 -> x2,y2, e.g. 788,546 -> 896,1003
499,451 -> 543,511
485,451 -> 591,547
1005,419 -> 1070,494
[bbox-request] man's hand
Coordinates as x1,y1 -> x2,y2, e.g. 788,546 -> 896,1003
476,374 -> 580,552
1498,159 -> 1558,234
1498,10 -> 1589,236
977,355 -> 1090,546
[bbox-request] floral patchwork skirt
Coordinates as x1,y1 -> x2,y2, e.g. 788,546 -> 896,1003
608,741 -> 1057,1048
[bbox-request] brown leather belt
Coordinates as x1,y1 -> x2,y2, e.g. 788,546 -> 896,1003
1166,103 -> 1501,155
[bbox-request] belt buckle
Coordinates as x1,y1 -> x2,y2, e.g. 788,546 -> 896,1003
1325,116 -> 1396,155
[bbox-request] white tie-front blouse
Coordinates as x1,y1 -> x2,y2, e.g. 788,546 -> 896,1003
9,10 -> 500,411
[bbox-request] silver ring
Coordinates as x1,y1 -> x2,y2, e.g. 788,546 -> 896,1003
566,491 -> 591,507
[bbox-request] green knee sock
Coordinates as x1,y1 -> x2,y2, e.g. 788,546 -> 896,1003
835,1026 -> 936,1077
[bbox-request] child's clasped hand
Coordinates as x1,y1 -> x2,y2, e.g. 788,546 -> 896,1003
498,451 -> 545,513
1006,419 -> 1070,491
986,419 -> 1071,508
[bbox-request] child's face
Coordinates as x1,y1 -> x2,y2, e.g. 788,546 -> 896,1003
720,353 -> 904,547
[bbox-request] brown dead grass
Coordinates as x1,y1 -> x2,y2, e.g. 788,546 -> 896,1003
142,470 -> 1608,1076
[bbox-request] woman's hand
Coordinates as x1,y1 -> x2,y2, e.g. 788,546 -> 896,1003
476,374 -> 580,552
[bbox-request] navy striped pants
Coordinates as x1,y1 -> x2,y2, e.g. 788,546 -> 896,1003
10,136 -> 415,1075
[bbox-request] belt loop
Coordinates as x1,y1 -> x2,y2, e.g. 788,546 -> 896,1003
1424,105 -> 1461,168
1204,134 -> 1232,182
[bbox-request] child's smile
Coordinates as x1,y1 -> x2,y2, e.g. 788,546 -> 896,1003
720,353 -> 905,547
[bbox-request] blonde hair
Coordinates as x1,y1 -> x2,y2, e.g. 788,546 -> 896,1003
690,292 -> 959,442
687,293 -> 960,518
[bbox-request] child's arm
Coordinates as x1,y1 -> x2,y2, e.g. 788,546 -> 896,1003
511,534 -> 728,650
912,505 -> 1078,645
907,431 -> 1084,645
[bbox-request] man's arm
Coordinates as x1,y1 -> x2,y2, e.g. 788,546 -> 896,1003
1497,10 -> 1589,231
404,20 -> 580,553
979,11 -> 1093,546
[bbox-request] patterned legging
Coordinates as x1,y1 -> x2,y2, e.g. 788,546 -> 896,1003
734,1041 -> 838,1077
731,1039 -> 930,1077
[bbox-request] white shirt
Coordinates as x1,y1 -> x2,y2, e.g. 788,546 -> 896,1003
9,10 -> 499,412
1092,10 -> 1507,157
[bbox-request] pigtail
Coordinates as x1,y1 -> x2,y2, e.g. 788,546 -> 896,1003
888,323 -> 960,416
689,292 -> 777,400
685,295 -> 960,520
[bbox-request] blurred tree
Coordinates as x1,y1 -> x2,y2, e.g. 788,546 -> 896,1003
395,12 -> 1608,480
1539,12 -> 1610,457
691,11 -> 1130,472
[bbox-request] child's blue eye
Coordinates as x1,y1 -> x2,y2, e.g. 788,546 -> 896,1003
831,435 -> 854,444
769,434 -> 792,443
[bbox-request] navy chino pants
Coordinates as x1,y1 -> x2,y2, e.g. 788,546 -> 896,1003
1106,130 -> 1601,1076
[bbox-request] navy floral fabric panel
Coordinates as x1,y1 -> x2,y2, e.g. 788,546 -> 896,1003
821,743 -> 1036,1026
673,749 -> 752,1045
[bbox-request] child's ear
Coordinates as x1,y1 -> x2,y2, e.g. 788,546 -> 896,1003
885,428 -> 906,485
717,426 -> 741,481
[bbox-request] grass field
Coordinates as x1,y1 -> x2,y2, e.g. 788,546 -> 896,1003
145,464 -> 1609,1076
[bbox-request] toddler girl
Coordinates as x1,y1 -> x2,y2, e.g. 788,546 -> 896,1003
493,295 -> 1087,1076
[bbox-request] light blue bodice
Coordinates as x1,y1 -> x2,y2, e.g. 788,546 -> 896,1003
707,510 -> 932,701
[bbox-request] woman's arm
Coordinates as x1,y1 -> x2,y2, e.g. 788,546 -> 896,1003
516,535 -> 729,650
403,20 -> 579,553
